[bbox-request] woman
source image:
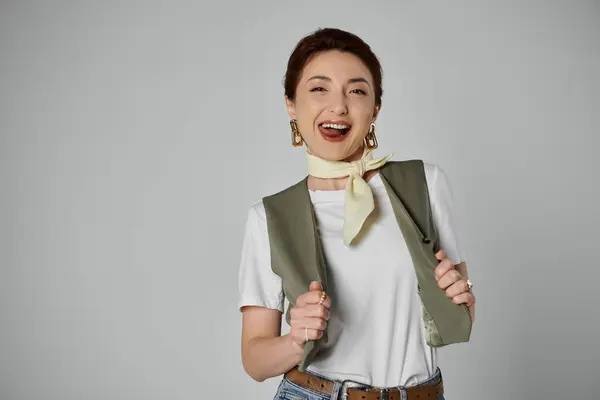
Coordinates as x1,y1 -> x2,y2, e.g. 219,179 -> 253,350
238,27 -> 475,400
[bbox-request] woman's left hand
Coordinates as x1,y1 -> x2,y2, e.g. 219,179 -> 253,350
434,249 -> 475,322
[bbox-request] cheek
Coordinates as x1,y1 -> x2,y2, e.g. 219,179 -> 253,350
349,97 -> 375,114
354,109 -> 377,132
294,101 -> 324,126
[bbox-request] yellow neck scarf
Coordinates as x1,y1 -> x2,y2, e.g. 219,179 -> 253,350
306,148 -> 393,245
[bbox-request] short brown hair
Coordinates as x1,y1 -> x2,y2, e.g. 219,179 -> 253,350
284,28 -> 383,106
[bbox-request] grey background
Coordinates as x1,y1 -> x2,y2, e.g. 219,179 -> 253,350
1,1 -> 599,399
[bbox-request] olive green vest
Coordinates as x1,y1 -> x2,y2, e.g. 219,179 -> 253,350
262,160 -> 472,372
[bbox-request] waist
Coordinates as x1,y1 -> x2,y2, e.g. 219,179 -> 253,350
284,366 -> 444,400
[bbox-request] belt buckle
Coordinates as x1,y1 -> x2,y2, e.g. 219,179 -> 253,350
380,388 -> 388,400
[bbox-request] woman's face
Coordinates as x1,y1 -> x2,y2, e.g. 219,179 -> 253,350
286,50 -> 380,162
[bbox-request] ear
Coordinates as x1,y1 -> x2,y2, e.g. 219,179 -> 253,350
285,96 -> 296,120
372,104 -> 382,121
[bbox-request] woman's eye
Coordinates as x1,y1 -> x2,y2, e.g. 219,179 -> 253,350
310,87 -> 326,92
350,88 -> 367,95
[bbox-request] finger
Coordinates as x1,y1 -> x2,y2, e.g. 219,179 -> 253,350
444,279 -> 471,298
299,327 -> 324,342
296,281 -> 323,307
451,292 -> 476,307
290,303 -> 328,321
435,249 -> 446,261
297,289 -> 331,308
437,269 -> 462,290
434,258 -> 454,281
306,316 -> 328,331
319,293 -> 332,309
303,304 -> 331,320
291,315 -> 328,331
291,327 -> 320,347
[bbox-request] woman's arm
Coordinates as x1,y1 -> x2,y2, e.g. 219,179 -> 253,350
240,306 -> 303,382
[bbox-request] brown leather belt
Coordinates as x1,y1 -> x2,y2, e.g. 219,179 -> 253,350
284,367 -> 444,400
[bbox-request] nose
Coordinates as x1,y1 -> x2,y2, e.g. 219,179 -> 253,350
329,92 -> 348,115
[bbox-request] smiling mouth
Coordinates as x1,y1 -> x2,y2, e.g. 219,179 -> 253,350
318,123 -> 352,140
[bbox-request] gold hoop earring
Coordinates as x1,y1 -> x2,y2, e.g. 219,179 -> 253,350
290,119 -> 303,147
364,122 -> 378,150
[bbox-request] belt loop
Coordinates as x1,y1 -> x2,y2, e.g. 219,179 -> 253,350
337,379 -> 354,400
380,388 -> 388,400
331,379 -> 342,400
399,386 -> 407,400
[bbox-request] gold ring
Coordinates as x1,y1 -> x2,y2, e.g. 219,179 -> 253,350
305,327 -> 309,342
319,291 -> 326,305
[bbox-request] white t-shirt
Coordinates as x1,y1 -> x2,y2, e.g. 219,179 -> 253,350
238,163 -> 466,387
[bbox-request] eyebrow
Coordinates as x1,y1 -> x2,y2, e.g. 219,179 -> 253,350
306,75 -> 371,87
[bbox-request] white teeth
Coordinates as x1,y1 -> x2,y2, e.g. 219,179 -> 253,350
321,123 -> 350,129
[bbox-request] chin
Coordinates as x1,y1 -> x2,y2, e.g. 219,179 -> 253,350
309,144 -> 362,162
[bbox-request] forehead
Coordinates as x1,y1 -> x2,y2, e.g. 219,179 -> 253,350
299,50 -> 373,84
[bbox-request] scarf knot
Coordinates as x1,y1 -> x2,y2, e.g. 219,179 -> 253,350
351,158 -> 368,177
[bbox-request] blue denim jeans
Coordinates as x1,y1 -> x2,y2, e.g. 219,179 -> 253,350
273,368 -> 446,400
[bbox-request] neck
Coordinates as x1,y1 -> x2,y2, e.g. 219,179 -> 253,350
307,146 -> 375,191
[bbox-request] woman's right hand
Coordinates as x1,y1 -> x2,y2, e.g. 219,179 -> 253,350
289,281 -> 331,351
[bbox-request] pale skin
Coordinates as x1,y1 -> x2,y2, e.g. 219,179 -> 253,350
241,50 -> 475,382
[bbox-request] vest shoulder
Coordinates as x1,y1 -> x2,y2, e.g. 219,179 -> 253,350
380,159 -> 425,177
262,177 -> 308,202
384,159 -> 424,168
383,159 -> 440,179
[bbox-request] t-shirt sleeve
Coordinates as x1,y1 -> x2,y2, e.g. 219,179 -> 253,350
425,163 -> 467,265
237,201 -> 285,313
